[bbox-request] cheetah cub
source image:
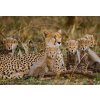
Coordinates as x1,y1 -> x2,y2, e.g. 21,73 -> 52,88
2,37 -> 36,56
66,40 -> 80,71
84,34 -> 96,48
80,34 -> 100,72
78,37 -> 91,73
2,37 -> 18,55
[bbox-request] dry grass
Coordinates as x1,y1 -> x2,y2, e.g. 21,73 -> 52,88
0,16 -> 100,85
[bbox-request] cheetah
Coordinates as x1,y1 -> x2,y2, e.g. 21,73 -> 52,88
0,52 -> 47,79
78,37 -> 90,52
78,34 -> 96,51
2,37 -> 18,55
44,30 -> 66,75
0,39 -> 47,79
66,40 -> 80,71
2,37 -> 35,56
0,30 -> 66,79
79,34 -> 99,72
78,37 -> 92,73
83,34 -> 96,48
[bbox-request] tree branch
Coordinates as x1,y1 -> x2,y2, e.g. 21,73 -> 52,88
44,70 -> 96,78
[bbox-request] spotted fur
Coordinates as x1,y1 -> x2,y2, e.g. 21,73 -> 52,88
84,34 -> 96,48
44,30 -> 66,74
78,38 -> 90,73
0,30 -> 66,79
2,37 -> 18,55
0,52 -> 47,79
78,35 -> 97,73
66,40 -> 80,71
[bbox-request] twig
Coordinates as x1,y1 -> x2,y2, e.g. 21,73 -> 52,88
70,53 -> 88,79
44,70 -> 96,78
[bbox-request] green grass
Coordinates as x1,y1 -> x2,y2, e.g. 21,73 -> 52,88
0,74 -> 100,85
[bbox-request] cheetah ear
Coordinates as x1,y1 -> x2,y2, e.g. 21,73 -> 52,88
58,29 -> 62,34
77,39 -> 81,44
43,30 -> 50,37
66,41 -> 68,45
29,40 -> 33,44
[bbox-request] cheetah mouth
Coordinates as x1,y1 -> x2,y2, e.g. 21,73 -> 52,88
81,48 -> 89,51
5,49 -> 12,52
55,43 -> 62,47
68,51 -> 76,55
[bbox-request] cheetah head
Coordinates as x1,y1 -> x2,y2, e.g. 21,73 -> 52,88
3,37 -> 18,51
78,37 -> 89,51
84,34 -> 96,48
44,29 -> 62,48
66,40 -> 78,54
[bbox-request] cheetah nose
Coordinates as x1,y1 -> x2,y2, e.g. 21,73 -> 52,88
71,50 -> 74,52
82,48 -> 85,51
8,47 -> 11,50
58,42 -> 61,44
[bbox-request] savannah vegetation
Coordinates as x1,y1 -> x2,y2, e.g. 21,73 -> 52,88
0,16 -> 100,85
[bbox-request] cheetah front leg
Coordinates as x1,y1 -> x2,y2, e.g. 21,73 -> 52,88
28,61 -> 48,78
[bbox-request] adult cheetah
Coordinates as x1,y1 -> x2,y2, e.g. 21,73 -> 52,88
0,30 -> 66,79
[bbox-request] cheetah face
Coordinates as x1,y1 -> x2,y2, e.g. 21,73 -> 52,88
66,40 -> 78,54
78,38 -> 89,51
44,30 -> 62,48
3,37 -> 18,51
4,42 -> 12,50
54,30 -> 62,47
84,34 -> 96,48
